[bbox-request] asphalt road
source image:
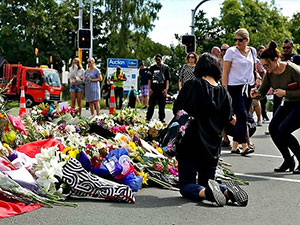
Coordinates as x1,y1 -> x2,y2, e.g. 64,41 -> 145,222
2,110 -> 300,225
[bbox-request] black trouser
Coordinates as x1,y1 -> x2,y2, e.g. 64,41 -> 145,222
227,85 -> 253,144
114,87 -> 123,109
178,159 -> 227,201
146,91 -> 166,121
269,102 -> 300,162
273,95 -> 283,116
260,97 -> 268,119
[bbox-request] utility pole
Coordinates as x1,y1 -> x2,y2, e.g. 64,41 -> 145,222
79,0 -> 83,29
191,0 -> 210,35
89,0 -> 93,58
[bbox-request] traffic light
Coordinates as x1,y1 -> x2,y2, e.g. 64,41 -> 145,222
78,29 -> 91,49
69,30 -> 76,49
182,35 -> 196,53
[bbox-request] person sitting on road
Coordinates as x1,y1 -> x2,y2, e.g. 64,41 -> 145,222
251,41 -> 300,174
173,53 -> 248,207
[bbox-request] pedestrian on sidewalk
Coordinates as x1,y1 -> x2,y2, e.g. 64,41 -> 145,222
138,62 -> 149,108
84,57 -> 102,116
69,58 -> 84,115
222,28 -> 259,155
178,52 -> 198,90
146,54 -> 170,123
251,40 -> 300,174
127,85 -> 138,108
173,53 -> 248,207
110,66 -> 127,109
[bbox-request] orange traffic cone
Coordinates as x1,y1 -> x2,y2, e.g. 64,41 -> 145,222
19,86 -> 26,116
109,84 -> 116,114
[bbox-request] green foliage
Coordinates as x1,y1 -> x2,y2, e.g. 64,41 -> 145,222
289,12 -> 300,53
194,10 -> 224,53
0,0 -> 77,70
219,0 -> 291,48
164,44 -> 186,94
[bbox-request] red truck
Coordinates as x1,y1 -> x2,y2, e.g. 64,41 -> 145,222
0,64 -> 63,107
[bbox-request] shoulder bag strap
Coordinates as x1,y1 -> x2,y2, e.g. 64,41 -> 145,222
250,47 -> 257,80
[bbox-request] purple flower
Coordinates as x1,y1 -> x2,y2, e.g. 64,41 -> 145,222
58,124 -> 66,130
132,135 -> 139,143
75,125 -> 81,133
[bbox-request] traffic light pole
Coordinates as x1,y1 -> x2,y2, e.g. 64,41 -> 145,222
89,0 -> 93,58
79,0 -> 83,29
191,0 -> 210,35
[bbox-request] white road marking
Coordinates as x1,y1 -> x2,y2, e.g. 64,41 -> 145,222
222,150 -> 282,158
222,150 -> 300,183
235,173 -> 300,183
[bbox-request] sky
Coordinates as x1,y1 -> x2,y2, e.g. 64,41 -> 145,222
149,0 -> 300,46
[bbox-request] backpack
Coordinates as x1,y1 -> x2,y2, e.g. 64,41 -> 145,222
160,110 -> 194,157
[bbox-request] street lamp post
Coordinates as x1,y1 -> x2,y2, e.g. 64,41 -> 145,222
191,0 -> 210,35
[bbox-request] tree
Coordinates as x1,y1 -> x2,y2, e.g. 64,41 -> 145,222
289,12 -> 300,53
0,0 -> 77,69
92,0 -> 162,59
219,0 -> 291,48
193,10 -> 224,53
163,44 -> 186,94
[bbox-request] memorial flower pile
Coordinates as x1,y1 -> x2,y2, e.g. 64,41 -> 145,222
0,100 -> 248,218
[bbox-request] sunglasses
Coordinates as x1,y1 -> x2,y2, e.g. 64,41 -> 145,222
87,61 -> 92,63
282,46 -> 291,50
188,55 -> 195,59
234,38 -> 246,42
221,49 -> 227,52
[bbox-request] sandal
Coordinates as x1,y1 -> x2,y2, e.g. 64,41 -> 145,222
241,148 -> 254,156
248,143 -> 255,149
230,149 -> 241,154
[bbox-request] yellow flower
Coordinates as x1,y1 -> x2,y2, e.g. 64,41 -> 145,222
127,129 -> 136,136
62,147 -> 71,154
120,135 -> 127,142
68,149 -> 80,159
137,172 -> 148,185
0,113 -> 5,119
128,141 -> 137,152
156,147 -> 163,154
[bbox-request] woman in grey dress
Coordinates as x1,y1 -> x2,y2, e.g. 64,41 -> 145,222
85,57 -> 102,116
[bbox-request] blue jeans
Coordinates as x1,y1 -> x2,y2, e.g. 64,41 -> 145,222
178,159 -> 227,201
269,102 -> 300,161
227,85 -> 253,144
70,84 -> 83,93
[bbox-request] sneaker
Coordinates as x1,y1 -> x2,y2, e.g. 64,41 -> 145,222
225,180 -> 248,206
256,120 -> 262,126
207,179 -> 226,206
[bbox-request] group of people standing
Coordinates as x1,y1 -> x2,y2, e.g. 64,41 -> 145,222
173,27 -> 300,207
69,57 -> 102,116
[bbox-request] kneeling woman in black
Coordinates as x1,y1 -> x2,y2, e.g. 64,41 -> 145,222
173,53 -> 248,207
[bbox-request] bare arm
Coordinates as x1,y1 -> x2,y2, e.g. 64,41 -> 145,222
148,79 -> 152,96
179,81 -> 182,90
222,61 -> 232,87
